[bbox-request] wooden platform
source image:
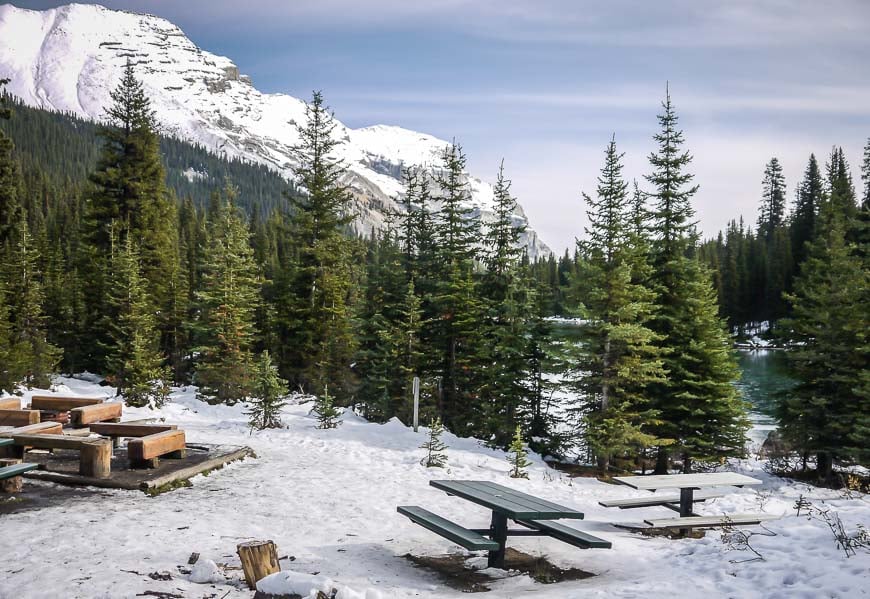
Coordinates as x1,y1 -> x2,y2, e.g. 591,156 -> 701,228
19,443 -> 254,494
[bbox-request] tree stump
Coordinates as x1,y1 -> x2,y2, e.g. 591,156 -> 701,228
237,540 -> 280,590
0,458 -> 23,493
80,439 -> 112,479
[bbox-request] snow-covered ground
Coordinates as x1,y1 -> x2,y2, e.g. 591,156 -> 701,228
1,377 -> 868,599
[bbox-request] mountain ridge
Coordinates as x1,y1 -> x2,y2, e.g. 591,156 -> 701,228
0,2 -> 550,257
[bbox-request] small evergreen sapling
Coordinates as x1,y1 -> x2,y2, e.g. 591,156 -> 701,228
420,417 -> 448,468
508,425 -> 531,479
313,384 -> 341,429
247,351 -> 288,430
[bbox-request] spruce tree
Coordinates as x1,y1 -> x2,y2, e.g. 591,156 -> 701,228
645,88 -> 748,472
278,91 -> 357,398
105,234 -> 169,407
313,384 -> 341,429
757,158 -> 787,243
508,425 -> 531,479
861,138 -> 870,210
247,350 -> 288,430
0,79 -> 21,246
826,147 -> 857,222
6,217 -> 62,389
0,282 -> 18,394
778,201 -> 869,479
572,138 -> 664,472
195,184 -> 259,404
420,417 -> 448,468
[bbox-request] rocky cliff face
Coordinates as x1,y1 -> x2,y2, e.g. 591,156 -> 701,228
0,3 -> 551,257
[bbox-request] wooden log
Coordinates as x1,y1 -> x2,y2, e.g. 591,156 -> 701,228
0,397 -> 21,410
0,422 -> 63,437
0,458 -> 23,493
30,396 -> 104,412
128,430 -> 186,468
80,439 -> 112,479
237,540 -> 280,590
69,402 -> 122,427
10,433 -> 94,451
0,409 -> 40,427
89,423 -> 177,438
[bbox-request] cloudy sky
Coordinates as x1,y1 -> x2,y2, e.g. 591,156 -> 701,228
19,0 -> 870,251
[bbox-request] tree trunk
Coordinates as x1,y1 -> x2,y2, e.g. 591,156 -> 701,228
237,540 -> 280,590
816,451 -> 833,483
80,439 -> 112,479
682,453 -> 692,474
653,447 -> 669,474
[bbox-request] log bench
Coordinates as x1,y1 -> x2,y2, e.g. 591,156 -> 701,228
89,423 -> 177,448
0,409 -> 41,427
0,422 -> 63,457
0,397 -> 21,410
128,430 -> 186,469
30,396 -> 104,411
0,460 -> 39,493
69,402 -> 122,427
9,434 -> 112,479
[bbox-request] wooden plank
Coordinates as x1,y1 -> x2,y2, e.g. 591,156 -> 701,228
141,446 -> 254,492
0,409 -> 40,427
0,462 -> 39,480
0,397 -> 21,410
599,491 -> 725,509
398,506 -> 500,551
430,480 -> 584,520
69,402 -> 122,426
516,519 -> 612,549
0,422 -> 63,437
612,472 -> 763,491
30,395 -> 104,411
89,422 -> 177,438
10,433 -> 95,451
128,430 -> 186,464
644,513 -> 780,529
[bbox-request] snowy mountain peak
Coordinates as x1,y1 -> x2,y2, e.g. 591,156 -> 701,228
0,2 -> 550,257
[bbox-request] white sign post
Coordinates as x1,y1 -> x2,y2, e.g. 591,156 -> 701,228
412,376 -> 420,432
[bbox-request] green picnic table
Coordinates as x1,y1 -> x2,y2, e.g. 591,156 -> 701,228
398,479 -> 611,569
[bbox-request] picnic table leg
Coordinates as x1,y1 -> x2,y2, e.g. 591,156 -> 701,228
679,488 -> 694,537
487,512 -> 508,569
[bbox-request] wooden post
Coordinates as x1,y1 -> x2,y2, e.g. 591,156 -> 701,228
0,458 -> 23,493
80,439 -> 112,479
237,540 -> 280,590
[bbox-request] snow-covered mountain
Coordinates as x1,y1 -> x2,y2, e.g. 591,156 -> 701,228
0,3 -> 550,257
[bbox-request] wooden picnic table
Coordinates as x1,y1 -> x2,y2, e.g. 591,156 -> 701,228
416,480 -> 605,568
611,472 -> 763,533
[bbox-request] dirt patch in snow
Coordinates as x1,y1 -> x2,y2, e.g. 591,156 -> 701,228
0,480 -> 109,515
404,548 -> 595,592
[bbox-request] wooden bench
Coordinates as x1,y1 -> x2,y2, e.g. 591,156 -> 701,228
89,423 -> 177,448
397,506 -> 500,551
128,430 -> 186,468
69,402 -> 122,427
644,513 -> 780,529
516,519 -> 612,549
0,423 -> 64,458
599,491 -> 725,510
0,460 -> 39,492
10,434 -> 112,479
0,397 -> 21,410
30,396 -> 105,411
0,409 -> 40,427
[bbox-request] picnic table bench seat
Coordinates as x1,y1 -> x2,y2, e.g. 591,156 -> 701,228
644,513 -> 779,529
0,438 -> 14,447
0,462 -> 38,480
69,402 -> 122,427
599,491 -> 725,510
29,396 -> 104,412
128,429 -> 186,468
398,506 -> 500,551
516,519 -> 612,549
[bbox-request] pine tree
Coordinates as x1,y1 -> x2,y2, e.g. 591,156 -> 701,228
105,233 -> 169,407
778,201 -> 869,479
0,79 -> 21,246
508,425 -> 531,479
645,88 -> 749,473
6,217 -> 62,389
247,350 -> 288,430
826,147 -> 857,222
313,384 -> 341,429
861,138 -> 870,210
277,91 -> 357,398
757,158 -> 787,243
195,184 -> 260,404
572,137 -> 664,472
420,417 -> 448,468
790,154 -> 823,271
0,282 -> 18,394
